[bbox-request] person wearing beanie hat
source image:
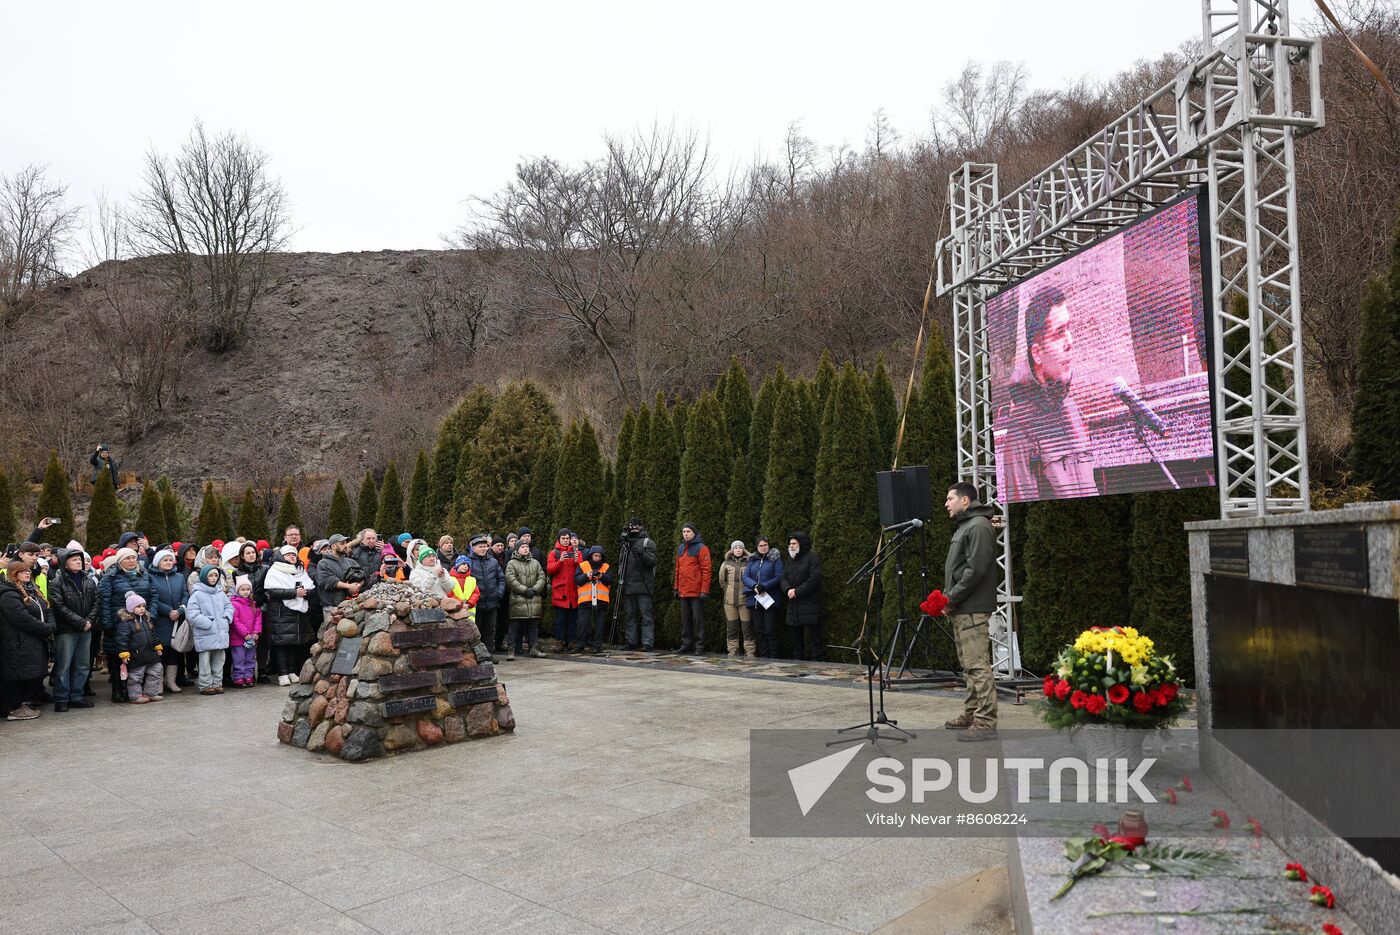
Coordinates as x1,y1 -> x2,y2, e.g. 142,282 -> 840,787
505,539 -> 547,659
409,545 -> 455,600
744,536 -> 785,658
48,546 -> 98,711
719,540 -> 756,658
146,547 -> 189,694
228,574 -> 262,687
447,555 -> 479,621
546,530 -> 581,651
262,547 -> 316,685
380,547 -> 405,582
186,565 -> 233,694
436,534 -> 457,570
674,522 -> 712,654
574,544 -> 613,653
115,590 -> 163,703
98,544 -> 155,703
465,534 -> 504,653
0,561 -> 55,720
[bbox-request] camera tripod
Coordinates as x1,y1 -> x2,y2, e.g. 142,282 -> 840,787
603,534 -> 634,656
828,523 -> 921,751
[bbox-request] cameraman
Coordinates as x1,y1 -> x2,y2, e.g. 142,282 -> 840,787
617,516 -> 657,651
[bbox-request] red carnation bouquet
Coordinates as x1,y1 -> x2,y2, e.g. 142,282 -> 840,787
919,589 -> 949,618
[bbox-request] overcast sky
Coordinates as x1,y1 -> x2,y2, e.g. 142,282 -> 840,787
5,1 -> 1327,259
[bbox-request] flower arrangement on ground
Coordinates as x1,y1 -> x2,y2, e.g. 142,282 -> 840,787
1039,626 -> 1188,729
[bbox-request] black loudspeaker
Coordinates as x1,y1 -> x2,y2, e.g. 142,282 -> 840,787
877,465 -> 933,527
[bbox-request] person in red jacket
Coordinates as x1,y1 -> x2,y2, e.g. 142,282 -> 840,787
546,528 -> 581,651
674,522 -> 711,654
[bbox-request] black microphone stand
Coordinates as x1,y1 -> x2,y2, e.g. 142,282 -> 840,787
828,524 -> 920,750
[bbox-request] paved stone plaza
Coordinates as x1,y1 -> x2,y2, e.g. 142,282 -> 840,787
0,656 -> 1040,934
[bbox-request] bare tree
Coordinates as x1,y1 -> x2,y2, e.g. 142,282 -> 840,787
127,122 -> 291,352
410,252 -> 500,355
932,61 -> 1030,157
0,164 -> 80,316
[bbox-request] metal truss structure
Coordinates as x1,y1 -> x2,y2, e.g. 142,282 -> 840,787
934,0 -> 1324,676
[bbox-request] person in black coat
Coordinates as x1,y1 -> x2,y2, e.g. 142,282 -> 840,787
779,531 -> 823,661
48,548 -> 98,710
0,561 -> 56,719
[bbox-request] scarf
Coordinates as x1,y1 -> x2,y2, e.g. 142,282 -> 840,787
262,561 -> 313,613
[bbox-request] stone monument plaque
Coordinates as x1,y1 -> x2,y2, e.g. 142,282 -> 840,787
1294,525 -> 1369,593
409,607 -> 447,626
330,636 -> 363,675
1208,529 -> 1249,577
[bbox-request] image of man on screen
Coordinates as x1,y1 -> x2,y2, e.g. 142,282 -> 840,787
999,285 -> 1098,501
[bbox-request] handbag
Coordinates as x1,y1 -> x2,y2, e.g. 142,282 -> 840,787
171,617 -> 194,653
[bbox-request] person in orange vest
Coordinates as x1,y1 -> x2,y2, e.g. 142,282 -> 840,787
674,522 -> 712,654
574,544 -> 613,654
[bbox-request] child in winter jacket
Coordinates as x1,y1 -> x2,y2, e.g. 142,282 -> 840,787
229,576 -> 262,687
449,556 -> 479,622
115,592 -> 163,704
187,565 -> 234,695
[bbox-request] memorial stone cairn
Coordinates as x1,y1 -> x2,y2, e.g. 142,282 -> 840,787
278,581 -> 516,761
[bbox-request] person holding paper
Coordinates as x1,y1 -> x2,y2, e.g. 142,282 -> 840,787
743,536 -> 784,658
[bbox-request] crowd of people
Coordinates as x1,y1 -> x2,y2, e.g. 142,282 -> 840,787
0,511 -> 833,721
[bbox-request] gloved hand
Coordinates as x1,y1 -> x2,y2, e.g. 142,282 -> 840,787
119,651 -> 131,661
673,589 -> 681,599
154,644 -> 163,653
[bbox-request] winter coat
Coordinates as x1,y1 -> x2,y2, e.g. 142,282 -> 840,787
618,531 -> 657,595
351,543 -> 384,584
505,554 -> 546,619
675,537 -> 712,598
187,577 -> 234,652
262,561 -> 315,647
115,609 -> 161,667
409,562 -> 456,600
546,540 -> 581,609
448,570 -> 479,614
49,557 -> 99,634
314,553 -> 362,611
944,503 -> 998,615
742,550 -> 784,610
147,564 -> 188,647
0,577 -> 53,681
466,553 -> 505,609
230,595 -> 263,644
99,565 -> 156,633
89,448 -> 120,489
718,553 -> 749,607
779,533 -> 823,628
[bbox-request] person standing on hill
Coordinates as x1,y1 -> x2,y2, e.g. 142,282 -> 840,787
89,444 -> 120,490
940,481 -> 999,742
674,522 -> 711,654
546,528 -> 581,652
780,532 -> 822,661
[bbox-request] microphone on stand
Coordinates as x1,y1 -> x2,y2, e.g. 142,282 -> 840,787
1112,377 -> 1167,436
882,518 -> 924,533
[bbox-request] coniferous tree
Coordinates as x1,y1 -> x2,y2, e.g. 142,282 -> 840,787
159,479 -> 182,542
760,379 -> 816,542
526,433 -> 560,540
215,493 -> 236,542
0,468 -> 14,545
429,386 -> 496,527
327,480 -> 354,538
671,395 -> 690,463
813,350 -> 837,416
868,354 -> 899,464
747,364 -> 786,525
451,381 -> 560,536
720,356 -> 753,454
375,461 -> 405,536
194,481 -> 221,545
136,480 -> 168,543
86,470 -> 123,552
1021,495 -> 1132,670
1128,486 -> 1215,686
812,365 -> 882,656
676,393 -> 732,650
553,419 -> 605,538
623,404 -> 652,521
355,471 -> 379,532
614,409 -> 637,501
234,485 -> 266,542
646,401 -> 682,642
406,450 -> 432,539
35,450 -> 75,539
723,452 -> 753,547
274,483 -> 302,542
1352,216 -> 1400,498
596,487 -> 623,549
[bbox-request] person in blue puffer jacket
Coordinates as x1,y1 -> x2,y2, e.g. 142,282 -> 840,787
742,536 -> 785,658
98,547 -> 155,703
146,548 -> 188,695
186,565 -> 233,695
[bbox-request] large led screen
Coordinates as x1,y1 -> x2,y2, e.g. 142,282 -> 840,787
988,192 -> 1216,503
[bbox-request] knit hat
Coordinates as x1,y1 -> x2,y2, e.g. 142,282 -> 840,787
199,564 -> 224,585
397,533 -> 412,545
417,545 -> 435,564
681,522 -> 698,536
235,575 -> 251,591
437,534 -> 453,548
212,539 -> 225,550
454,555 -> 472,569
152,548 -> 175,568
517,526 -> 531,537
256,539 -> 269,551
491,534 -> 505,545
114,547 -> 139,566
279,544 -> 297,558
469,534 -> 490,547
730,540 -> 745,553
124,591 -> 147,612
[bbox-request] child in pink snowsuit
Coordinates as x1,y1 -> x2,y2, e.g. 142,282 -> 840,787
229,576 -> 262,687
